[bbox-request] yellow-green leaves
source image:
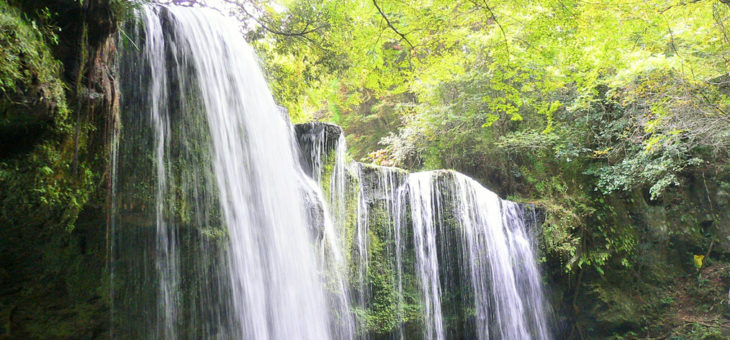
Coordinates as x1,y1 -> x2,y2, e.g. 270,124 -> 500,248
694,254 -> 705,270
540,100 -> 561,134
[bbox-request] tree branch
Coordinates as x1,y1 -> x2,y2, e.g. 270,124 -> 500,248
372,0 -> 414,48
479,0 -> 510,62
221,0 -> 321,37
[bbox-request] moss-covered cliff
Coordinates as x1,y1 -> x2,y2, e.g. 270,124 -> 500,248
0,0 -> 124,337
547,174 -> 730,339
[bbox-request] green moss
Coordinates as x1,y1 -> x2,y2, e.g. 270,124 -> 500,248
364,227 -> 399,334
0,0 -> 95,233
0,1 -> 65,108
346,174 -> 425,337
0,1 -> 117,338
343,170 -> 360,267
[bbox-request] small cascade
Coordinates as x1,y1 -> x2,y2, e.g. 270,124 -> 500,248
350,164 -> 406,337
353,164 -> 370,324
379,170 -> 552,340
300,153 -> 553,339
501,201 -> 552,340
405,173 -> 446,340
450,173 -> 551,339
296,123 -> 355,339
143,8 -> 179,337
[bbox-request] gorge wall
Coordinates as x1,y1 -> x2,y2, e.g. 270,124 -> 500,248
0,1 -> 728,339
0,0 -> 121,337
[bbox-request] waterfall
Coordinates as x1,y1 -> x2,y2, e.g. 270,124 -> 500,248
178,8 -> 330,338
143,10 -> 179,337
406,173 -> 446,340
115,6 -> 335,339
449,172 -> 551,339
395,171 -> 552,339
113,4 -> 551,340
296,123 -> 356,339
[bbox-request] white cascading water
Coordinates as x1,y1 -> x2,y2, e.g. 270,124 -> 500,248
141,9 -> 180,338
131,6 -> 333,339
401,171 -> 552,340
115,4 -> 551,340
301,123 -> 563,340
502,201 -> 552,340
354,164 -> 370,319
299,125 -> 355,339
349,167 -> 552,339
406,173 -> 446,340
351,163 -> 404,337
452,173 -> 550,339
170,8 -> 332,339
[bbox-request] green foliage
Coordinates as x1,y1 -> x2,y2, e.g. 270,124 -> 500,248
0,1 -> 65,109
0,0 -> 96,232
0,1 -> 124,338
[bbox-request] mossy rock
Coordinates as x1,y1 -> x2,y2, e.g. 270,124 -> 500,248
0,0 -> 67,155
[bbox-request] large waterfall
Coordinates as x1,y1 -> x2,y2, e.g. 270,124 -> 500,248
112,5 -> 551,340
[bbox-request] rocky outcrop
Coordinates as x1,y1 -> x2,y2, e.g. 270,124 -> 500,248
293,122 -> 552,338
295,121 -> 345,178
0,0 -> 122,338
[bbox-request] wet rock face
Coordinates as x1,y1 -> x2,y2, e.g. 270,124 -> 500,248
294,122 -> 344,178
0,1 -> 122,338
358,163 -> 409,203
